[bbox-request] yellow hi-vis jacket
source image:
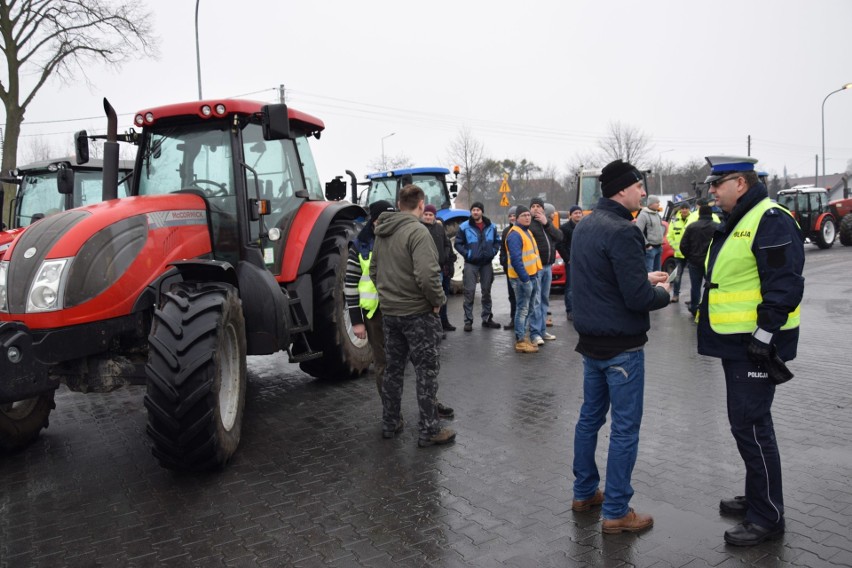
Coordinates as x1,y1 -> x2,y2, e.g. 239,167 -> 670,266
357,253 -> 379,319
506,225 -> 543,279
705,199 -> 800,334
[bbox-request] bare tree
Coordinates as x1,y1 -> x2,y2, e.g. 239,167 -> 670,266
597,121 -> 652,166
445,127 -> 488,209
367,152 -> 413,173
20,134 -> 57,163
1,0 -> 156,212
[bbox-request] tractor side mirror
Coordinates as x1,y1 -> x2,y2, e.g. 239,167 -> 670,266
56,162 -> 75,195
325,176 -> 346,201
261,104 -> 291,141
449,181 -> 458,199
74,130 -> 90,164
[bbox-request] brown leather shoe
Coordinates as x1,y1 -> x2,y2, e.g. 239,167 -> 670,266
601,508 -> 653,534
572,489 -> 604,511
515,340 -> 539,353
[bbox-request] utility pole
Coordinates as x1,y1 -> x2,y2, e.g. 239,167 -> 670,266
279,84 -> 286,104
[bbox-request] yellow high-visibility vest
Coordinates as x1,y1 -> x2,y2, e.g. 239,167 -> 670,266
505,225 -> 542,279
706,198 -> 800,334
358,253 -> 379,319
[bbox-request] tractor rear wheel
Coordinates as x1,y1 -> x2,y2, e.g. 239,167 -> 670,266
145,282 -> 247,471
299,219 -> 371,380
0,392 -> 56,452
839,214 -> 852,246
815,216 -> 836,249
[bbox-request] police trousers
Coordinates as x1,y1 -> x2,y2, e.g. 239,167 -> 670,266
722,359 -> 784,528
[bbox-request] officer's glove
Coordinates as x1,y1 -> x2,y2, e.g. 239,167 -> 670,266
747,332 -> 793,385
746,334 -> 772,366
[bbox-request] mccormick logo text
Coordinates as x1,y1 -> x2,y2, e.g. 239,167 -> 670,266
147,210 -> 208,229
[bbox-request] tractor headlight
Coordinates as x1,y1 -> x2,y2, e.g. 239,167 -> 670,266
27,258 -> 70,313
0,261 -> 8,312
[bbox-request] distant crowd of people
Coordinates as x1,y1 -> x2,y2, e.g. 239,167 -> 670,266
344,155 -> 804,547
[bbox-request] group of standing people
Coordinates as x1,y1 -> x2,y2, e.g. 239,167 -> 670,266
344,154 -> 805,548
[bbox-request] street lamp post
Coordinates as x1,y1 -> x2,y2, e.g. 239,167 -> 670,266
820,83 -> 852,188
381,132 -> 395,169
195,0 -> 203,100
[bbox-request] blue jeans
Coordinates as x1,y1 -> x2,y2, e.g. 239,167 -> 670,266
530,264 -> 552,338
644,245 -> 661,272
462,263 -> 494,324
509,274 -> 540,342
573,350 -> 645,520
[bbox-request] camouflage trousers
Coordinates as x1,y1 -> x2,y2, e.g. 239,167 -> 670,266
381,312 -> 442,438
364,308 -> 386,396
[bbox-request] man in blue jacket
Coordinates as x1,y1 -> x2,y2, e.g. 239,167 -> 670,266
570,159 -> 671,534
454,201 -> 502,331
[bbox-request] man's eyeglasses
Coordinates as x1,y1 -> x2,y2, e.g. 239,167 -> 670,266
710,175 -> 742,188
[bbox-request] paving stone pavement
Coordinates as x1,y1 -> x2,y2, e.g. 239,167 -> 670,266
2,244 -> 851,567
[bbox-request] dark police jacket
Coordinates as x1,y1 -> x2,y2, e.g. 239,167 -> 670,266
679,215 -> 718,266
570,197 -> 671,359
697,183 -> 805,362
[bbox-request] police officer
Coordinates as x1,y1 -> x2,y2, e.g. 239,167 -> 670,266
698,155 -> 804,546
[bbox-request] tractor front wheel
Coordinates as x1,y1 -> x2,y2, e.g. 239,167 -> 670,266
299,219 -> 371,380
815,216 -> 836,249
839,214 -> 852,246
145,282 -> 247,471
0,392 -> 56,452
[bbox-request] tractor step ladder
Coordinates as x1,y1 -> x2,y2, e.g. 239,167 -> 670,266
286,294 -> 323,363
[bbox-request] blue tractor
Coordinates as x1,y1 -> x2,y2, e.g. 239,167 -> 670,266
346,166 -> 469,237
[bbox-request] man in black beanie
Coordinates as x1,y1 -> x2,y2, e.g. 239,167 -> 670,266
454,201 -> 501,331
569,159 -> 671,534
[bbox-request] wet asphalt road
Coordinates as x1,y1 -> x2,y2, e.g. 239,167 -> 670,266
2,243 -> 852,567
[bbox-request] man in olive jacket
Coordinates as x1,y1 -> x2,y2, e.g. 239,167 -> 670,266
371,184 -> 456,448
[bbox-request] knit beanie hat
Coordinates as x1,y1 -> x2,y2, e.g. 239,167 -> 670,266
507,206 -> 518,216
569,205 -> 582,213
600,159 -> 643,198
423,204 -> 437,214
514,205 -> 530,217
470,201 -> 485,212
529,197 -> 545,208
369,200 -> 395,219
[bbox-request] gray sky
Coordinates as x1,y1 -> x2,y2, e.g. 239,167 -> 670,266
11,0 -> 852,184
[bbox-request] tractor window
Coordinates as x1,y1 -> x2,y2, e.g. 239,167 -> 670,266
367,179 -> 396,206
138,123 -> 235,202
17,172 -> 64,226
77,170 -> 131,206
809,192 -> 822,211
777,194 -> 795,211
295,136 -> 323,200
412,175 -> 450,209
797,194 -> 808,211
579,174 -> 602,210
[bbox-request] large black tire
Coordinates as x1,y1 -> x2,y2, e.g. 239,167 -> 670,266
0,391 -> 56,452
839,214 -> 852,246
662,256 -> 677,275
144,282 -> 247,471
299,219 -> 371,380
815,216 -> 836,249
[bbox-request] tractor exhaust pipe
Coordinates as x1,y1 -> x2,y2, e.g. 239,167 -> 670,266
345,170 -> 358,204
102,98 -> 119,202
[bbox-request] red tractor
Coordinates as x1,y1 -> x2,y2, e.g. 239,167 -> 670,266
0,99 -> 371,469
776,186 -> 837,248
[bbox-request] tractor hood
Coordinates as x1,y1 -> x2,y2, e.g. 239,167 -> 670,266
1,193 -> 212,328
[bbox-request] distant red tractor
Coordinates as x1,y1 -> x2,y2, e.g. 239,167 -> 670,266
776,186 -> 843,248
0,99 -> 371,469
